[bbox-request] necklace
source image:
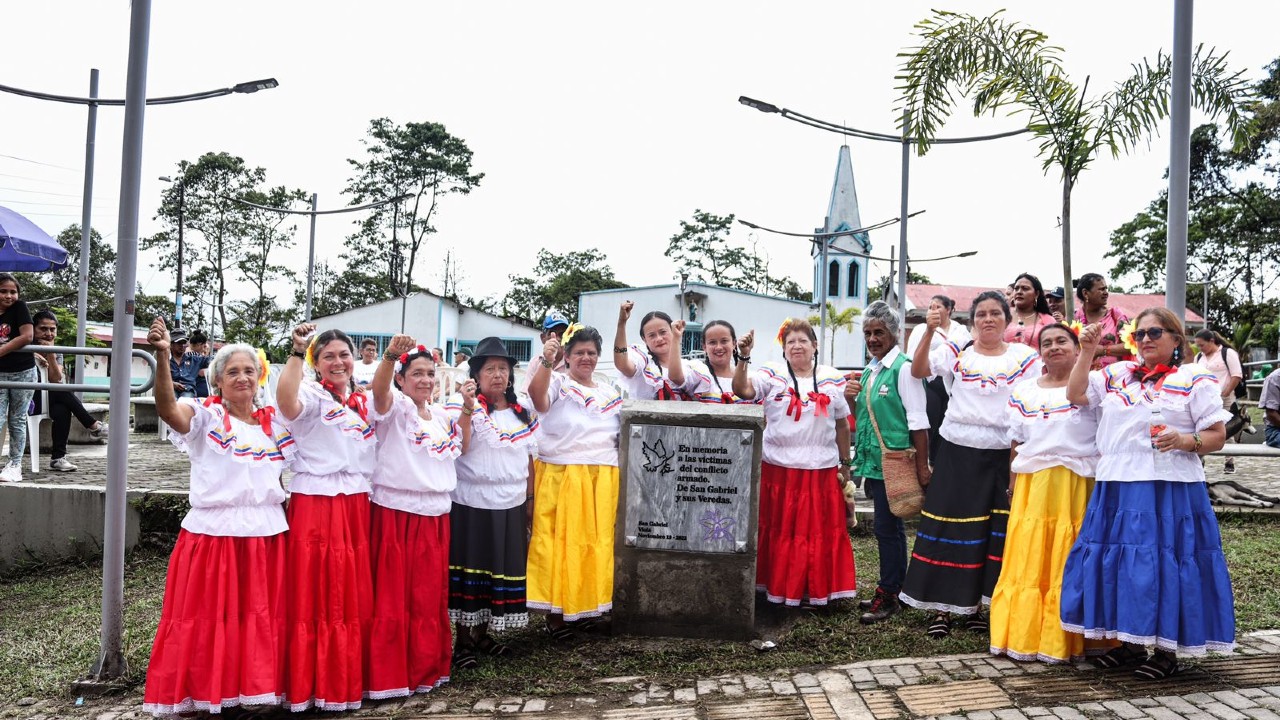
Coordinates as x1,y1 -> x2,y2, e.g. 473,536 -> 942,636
1016,310 -> 1035,326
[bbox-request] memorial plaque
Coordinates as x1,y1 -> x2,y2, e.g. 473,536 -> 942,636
624,424 -> 753,553
613,401 -> 764,640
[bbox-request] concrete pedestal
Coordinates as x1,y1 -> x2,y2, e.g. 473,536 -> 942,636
612,401 -> 764,640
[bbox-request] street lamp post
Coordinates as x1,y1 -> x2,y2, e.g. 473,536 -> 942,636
157,176 -> 184,328
230,194 -> 413,321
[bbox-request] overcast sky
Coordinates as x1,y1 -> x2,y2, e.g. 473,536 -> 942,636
2,2 -> 1276,312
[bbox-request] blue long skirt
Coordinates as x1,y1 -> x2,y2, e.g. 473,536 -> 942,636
1059,480 -> 1235,655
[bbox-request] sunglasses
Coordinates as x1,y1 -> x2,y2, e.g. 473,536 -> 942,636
1132,328 -> 1167,342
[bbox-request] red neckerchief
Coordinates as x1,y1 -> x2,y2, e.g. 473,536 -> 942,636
202,396 -> 275,435
786,388 -> 804,421
1135,363 -> 1177,386
809,391 -> 831,417
321,380 -> 368,422
657,381 -> 676,401
720,392 -> 734,404
477,394 -> 524,416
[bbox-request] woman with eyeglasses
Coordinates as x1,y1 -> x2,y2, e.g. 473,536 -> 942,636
1061,308 -> 1234,680
1005,273 -> 1056,349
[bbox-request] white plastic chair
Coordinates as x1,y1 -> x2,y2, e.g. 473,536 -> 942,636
27,366 -> 52,474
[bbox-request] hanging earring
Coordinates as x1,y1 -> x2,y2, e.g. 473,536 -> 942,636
1171,344 -> 1183,364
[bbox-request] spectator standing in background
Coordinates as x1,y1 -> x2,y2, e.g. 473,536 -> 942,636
168,331 -> 198,400
354,338 -> 380,389
1193,330 -> 1244,474
189,330 -> 212,398
453,346 -> 473,375
1045,287 -> 1066,322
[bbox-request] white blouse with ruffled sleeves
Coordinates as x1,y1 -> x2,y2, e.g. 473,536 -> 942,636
535,374 -> 622,466
170,398 -> 290,537
284,380 -> 376,496
926,340 -> 1042,450
1086,361 -> 1232,484
369,390 -> 460,516
749,362 -> 850,470
445,394 -> 538,510
618,344 -> 690,400
1006,381 -> 1099,478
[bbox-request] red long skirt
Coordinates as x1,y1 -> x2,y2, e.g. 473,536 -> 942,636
284,492 -> 373,712
365,504 -> 451,699
756,462 -> 857,606
142,530 -> 286,716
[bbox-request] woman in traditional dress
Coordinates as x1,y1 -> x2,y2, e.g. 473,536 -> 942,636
904,291 -> 1041,637
905,294 -> 971,464
365,336 -> 475,699
527,324 -> 624,641
143,318 -> 292,716
847,302 -> 930,625
732,318 -> 857,608
1006,273 -> 1057,348
1073,273 -> 1131,370
446,337 -> 538,665
1061,308 -> 1234,679
612,300 -> 688,400
684,320 -> 755,404
989,323 -> 1100,664
277,323 -> 377,712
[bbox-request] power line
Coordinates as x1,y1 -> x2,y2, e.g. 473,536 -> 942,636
0,185 -> 115,200
0,153 -> 78,171
0,198 -> 117,209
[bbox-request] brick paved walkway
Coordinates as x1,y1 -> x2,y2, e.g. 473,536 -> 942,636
4,631 -> 1280,719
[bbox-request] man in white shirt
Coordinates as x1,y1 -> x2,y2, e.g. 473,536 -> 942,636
905,294 -> 971,463
352,338 -> 379,389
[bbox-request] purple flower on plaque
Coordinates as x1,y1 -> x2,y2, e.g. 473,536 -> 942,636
700,508 -> 736,542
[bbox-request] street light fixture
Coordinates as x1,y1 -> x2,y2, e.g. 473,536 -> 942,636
229,193 -> 413,321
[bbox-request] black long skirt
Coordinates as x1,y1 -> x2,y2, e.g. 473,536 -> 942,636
447,501 -> 530,632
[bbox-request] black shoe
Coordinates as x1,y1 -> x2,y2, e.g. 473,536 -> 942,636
859,591 -> 900,625
858,587 -> 889,611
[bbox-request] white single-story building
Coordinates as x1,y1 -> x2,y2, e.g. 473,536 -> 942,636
314,293 -> 544,364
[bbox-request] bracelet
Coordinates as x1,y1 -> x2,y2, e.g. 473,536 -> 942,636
460,406 -> 474,416
738,355 -> 752,364
841,458 -> 854,468
540,357 -> 553,369
383,352 -> 399,362
1191,432 -> 1203,452
290,351 -> 306,360
613,346 -> 628,354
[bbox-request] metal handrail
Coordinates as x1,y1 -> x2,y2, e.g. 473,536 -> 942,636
0,345 -> 157,394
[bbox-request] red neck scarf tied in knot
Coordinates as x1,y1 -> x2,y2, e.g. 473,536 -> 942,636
203,396 -> 275,434
786,388 -> 804,422
657,381 -> 676,401
321,380 -> 368,422
808,391 -> 831,418
1135,363 -> 1177,386
720,392 -> 735,405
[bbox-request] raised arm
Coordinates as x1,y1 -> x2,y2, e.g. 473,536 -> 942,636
612,301 -> 638,378
911,307 -> 941,379
1067,323 -> 1101,407
731,330 -> 757,400
667,319 -> 687,386
528,334 -> 560,414
373,334 -> 415,416
277,322 -> 315,422
147,317 -> 196,434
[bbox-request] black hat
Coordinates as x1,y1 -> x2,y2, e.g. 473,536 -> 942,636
470,336 -> 517,365
1046,286 -> 1065,299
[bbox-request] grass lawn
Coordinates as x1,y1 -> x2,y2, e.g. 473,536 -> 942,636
2,514 -> 1277,705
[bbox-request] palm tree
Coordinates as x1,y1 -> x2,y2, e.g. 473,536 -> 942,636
808,303 -> 861,365
896,10 -> 1253,318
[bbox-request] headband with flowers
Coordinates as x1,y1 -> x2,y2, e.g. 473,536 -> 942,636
776,318 -> 793,345
1119,318 -> 1140,356
304,335 -> 318,368
1067,320 -> 1084,337
395,345 -> 432,375
561,322 -> 585,346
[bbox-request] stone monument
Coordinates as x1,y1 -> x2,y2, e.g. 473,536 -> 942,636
612,400 -> 764,640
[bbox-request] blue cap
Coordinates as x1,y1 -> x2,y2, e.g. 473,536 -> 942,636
542,311 -> 570,332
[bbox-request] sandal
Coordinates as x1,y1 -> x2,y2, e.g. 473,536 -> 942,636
927,613 -> 951,638
965,613 -> 988,633
1089,644 -> 1146,670
452,649 -> 479,669
1134,651 -> 1179,680
474,635 -> 511,657
545,622 -> 579,644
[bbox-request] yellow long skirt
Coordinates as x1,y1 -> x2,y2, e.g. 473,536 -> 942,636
526,461 -> 619,621
989,465 -> 1096,664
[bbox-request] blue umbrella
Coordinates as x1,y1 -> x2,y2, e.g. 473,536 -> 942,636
0,205 -> 70,271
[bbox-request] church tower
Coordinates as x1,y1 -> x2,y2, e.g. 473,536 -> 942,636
812,145 -> 869,366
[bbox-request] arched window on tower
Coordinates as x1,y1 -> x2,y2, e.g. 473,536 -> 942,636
847,260 -> 861,299
828,260 -> 841,299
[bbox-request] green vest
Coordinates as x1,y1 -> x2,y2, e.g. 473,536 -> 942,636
852,353 -> 915,480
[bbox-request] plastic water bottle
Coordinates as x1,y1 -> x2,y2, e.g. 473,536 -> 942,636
1149,408 -> 1175,477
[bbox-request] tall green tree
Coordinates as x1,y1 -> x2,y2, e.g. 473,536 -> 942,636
341,118 -> 483,309
502,249 -> 628,321
896,9 -> 1253,318
666,210 -> 809,300
146,152 -> 307,342
15,225 -> 116,322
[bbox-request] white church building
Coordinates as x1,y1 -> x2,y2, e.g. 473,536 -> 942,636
578,145 -> 873,369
